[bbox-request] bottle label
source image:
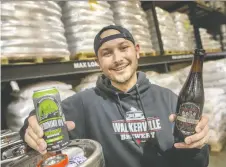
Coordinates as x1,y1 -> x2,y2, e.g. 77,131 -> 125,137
176,102 -> 200,136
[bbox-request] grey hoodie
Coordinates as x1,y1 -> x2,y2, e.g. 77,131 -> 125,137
20,72 -> 209,167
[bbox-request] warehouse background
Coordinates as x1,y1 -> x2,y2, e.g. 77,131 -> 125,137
1,0 -> 226,167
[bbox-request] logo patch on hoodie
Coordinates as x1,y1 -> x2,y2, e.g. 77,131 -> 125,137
112,107 -> 162,143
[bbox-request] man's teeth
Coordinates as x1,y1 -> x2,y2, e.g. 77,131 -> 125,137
115,65 -> 126,71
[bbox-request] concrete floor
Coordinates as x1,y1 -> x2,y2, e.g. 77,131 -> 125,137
209,146 -> 226,167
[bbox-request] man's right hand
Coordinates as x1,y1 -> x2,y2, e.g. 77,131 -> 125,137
24,115 -> 75,154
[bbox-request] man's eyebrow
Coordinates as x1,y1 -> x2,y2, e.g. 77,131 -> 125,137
100,48 -> 110,52
118,41 -> 129,45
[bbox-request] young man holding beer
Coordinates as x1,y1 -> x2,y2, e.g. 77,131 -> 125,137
20,25 -> 209,167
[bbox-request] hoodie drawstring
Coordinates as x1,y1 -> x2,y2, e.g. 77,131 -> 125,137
115,92 -> 141,148
135,84 -> 164,156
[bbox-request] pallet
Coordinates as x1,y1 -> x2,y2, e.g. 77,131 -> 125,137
164,51 -> 184,55
72,52 -> 97,60
206,49 -> 222,53
139,51 -> 157,57
1,55 -> 70,65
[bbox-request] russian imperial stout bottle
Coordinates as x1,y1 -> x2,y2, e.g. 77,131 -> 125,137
174,49 -> 205,143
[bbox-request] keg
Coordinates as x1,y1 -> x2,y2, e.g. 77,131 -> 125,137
6,139 -> 105,167
1,131 -> 29,167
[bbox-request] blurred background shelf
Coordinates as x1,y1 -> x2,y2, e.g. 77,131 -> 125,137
153,1 -> 226,28
2,52 -> 225,82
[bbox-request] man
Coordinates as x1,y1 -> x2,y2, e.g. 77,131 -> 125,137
20,25 -> 209,167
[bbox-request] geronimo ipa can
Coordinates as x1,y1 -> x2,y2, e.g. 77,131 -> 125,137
32,87 -> 70,152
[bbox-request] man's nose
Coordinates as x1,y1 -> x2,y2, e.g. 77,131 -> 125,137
113,50 -> 123,63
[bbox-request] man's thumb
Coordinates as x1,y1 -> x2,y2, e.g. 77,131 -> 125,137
65,121 -> 75,131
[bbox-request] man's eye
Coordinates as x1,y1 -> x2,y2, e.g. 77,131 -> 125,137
120,46 -> 128,51
103,52 -> 111,57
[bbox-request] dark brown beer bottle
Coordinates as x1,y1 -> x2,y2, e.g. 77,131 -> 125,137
174,49 -> 205,143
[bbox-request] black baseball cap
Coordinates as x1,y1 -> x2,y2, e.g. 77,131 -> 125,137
94,25 -> 135,56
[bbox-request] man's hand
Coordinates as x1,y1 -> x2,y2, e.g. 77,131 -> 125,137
169,114 -> 209,149
24,115 -> 75,154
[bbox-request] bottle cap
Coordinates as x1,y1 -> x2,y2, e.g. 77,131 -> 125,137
37,154 -> 68,167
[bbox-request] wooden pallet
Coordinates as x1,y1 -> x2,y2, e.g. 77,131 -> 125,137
1,55 -> 70,65
164,51 -> 184,55
206,49 -> 222,53
72,52 -> 97,60
186,51 -> 194,54
140,51 -> 157,57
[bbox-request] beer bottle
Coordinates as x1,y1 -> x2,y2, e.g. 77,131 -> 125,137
174,49 -> 205,143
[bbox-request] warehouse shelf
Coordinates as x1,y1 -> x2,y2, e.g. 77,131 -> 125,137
1,52 -> 226,82
143,1 -> 226,29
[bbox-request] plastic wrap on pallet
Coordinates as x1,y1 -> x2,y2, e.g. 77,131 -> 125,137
74,73 -> 100,92
221,24 -> 226,51
1,1 -> 70,58
205,1 -> 226,13
199,28 -> 222,51
146,7 -> 180,52
171,12 -> 194,51
6,81 -> 76,132
62,1 -> 114,57
110,1 -> 154,53
179,59 -> 226,149
145,59 -> 226,150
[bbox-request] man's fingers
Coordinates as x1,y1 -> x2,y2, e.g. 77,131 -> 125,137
66,121 -> 75,131
24,131 -> 39,151
174,135 -> 208,149
169,114 -> 176,123
37,138 -> 47,153
28,115 -> 43,138
195,116 -> 209,133
27,126 -> 40,142
185,125 -> 209,144
25,128 -> 47,154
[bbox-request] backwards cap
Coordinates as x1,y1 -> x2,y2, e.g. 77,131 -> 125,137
94,25 -> 135,56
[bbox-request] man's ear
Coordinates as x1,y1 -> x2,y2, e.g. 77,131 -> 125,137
135,44 -> 140,59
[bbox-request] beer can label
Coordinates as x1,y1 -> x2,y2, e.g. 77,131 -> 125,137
33,88 -> 70,152
176,102 -> 200,136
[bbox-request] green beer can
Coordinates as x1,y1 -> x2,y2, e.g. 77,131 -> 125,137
32,87 -> 70,152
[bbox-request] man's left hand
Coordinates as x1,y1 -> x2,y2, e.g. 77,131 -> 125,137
169,114 -> 209,149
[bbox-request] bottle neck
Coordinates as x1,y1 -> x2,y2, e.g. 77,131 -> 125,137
191,50 -> 205,73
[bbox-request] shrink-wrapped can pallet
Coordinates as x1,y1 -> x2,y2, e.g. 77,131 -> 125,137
146,7 -> 180,53
110,1 -> 154,54
171,12 -> 194,52
199,28 -> 221,52
1,1 -> 70,59
62,1 -> 114,57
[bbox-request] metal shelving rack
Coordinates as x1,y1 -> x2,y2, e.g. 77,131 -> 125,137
141,1 -> 226,54
1,1 -> 226,130
1,1 -> 226,83
2,52 -> 226,82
